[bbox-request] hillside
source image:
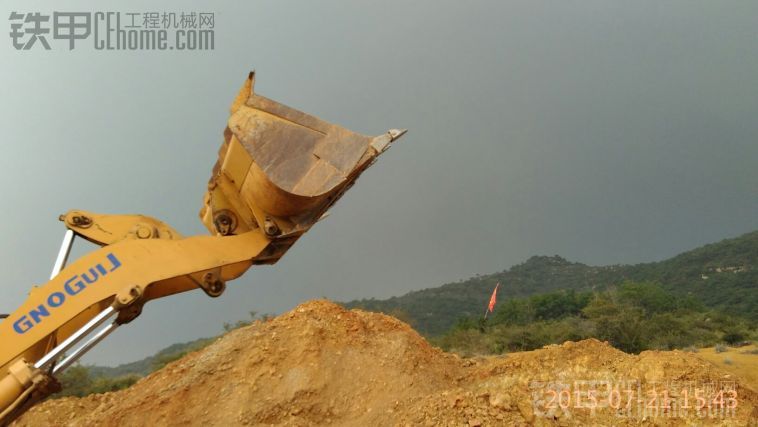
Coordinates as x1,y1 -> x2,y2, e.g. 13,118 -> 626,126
14,301 -> 758,426
436,282 -> 756,355
344,231 -> 757,335
87,337 -> 214,378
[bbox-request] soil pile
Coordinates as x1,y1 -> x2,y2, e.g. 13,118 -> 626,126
13,300 -> 758,426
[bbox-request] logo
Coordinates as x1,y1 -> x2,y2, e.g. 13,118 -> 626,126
9,11 -> 215,51
13,253 -> 122,334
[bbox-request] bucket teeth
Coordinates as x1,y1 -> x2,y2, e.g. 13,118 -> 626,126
371,129 -> 407,154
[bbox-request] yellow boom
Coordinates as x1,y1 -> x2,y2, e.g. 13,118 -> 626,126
0,72 -> 405,424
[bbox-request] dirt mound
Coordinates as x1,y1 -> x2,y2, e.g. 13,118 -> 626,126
398,340 -> 758,426
13,301 -> 758,426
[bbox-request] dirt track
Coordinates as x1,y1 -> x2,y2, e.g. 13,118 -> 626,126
13,301 -> 758,426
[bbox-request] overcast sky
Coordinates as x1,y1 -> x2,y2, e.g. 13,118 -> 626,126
1,1 -> 756,365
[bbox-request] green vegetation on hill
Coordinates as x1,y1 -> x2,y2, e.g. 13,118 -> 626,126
55,366 -> 142,398
85,337 -> 215,379
625,232 -> 757,320
56,337 -> 215,398
435,282 -> 755,355
344,231 -> 758,336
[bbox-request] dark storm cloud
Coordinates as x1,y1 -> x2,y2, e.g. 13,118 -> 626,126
1,0 -> 756,364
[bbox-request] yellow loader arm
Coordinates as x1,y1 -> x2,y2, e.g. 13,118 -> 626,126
0,72 -> 405,425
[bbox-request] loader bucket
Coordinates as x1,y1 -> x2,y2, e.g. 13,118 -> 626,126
200,72 -> 404,256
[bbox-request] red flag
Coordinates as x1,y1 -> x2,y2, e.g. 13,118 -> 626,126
487,282 -> 500,313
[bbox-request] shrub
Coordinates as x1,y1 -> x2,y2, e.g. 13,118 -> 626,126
436,282 -> 756,356
722,331 -> 746,345
56,365 -> 139,398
